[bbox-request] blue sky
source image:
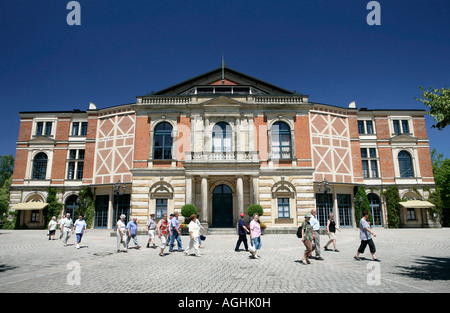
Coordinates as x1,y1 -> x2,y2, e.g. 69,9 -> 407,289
0,0 -> 449,158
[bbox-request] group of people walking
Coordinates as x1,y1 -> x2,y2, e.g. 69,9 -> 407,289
116,211 -> 206,257
50,209 -> 380,263
47,213 -> 87,249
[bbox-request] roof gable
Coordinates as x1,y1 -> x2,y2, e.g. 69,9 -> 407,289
150,67 -> 295,96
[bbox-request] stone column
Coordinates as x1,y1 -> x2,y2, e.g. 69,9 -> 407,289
185,176 -> 192,204
236,175 -> 244,215
201,176 -> 209,224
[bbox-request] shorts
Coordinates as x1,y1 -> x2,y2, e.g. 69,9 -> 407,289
148,229 -> 155,239
328,232 -> 336,240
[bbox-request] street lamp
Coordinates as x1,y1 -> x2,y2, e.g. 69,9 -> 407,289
113,180 -> 127,222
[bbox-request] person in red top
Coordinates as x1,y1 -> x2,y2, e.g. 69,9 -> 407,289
157,213 -> 171,257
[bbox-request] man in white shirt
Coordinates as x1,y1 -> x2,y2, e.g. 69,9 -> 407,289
62,213 -> 74,247
310,209 -> 324,260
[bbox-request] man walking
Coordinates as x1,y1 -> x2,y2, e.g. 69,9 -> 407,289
354,211 -> 380,262
235,213 -> 249,252
62,213 -> 73,247
126,217 -> 141,249
310,209 -> 324,260
74,215 -> 87,249
146,213 -> 157,249
169,212 -> 183,252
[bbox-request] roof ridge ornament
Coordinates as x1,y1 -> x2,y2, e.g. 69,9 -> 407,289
221,53 -> 227,85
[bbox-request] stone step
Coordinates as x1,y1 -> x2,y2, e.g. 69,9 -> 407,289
206,228 -> 237,235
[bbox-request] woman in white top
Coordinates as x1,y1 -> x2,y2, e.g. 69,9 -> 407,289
184,214 -> 202,257
116,214 -> 127,253
48,216 -> 58,240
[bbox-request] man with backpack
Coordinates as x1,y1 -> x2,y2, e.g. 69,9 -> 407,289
300,213 -> 314,265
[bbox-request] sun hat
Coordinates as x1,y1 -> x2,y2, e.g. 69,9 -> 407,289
305,213 -> 312,218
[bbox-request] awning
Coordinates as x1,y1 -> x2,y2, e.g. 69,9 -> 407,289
399,200 -> 435,209
11,202 -> 49,211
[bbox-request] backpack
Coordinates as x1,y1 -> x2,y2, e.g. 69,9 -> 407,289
296,226 -> 302,238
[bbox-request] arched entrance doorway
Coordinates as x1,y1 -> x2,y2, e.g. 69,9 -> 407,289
212,184 -> 233,227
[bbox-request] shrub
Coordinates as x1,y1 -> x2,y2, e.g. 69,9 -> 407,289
181,204 -> 198,220
383,185 -> 401,228
247,204 -> 263,217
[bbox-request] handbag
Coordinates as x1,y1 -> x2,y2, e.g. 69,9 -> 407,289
248,237 -> 256,253
200,235 -> 206,241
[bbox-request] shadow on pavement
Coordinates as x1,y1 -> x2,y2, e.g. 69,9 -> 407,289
395,256 -> 450,281
0,264 -> 17,273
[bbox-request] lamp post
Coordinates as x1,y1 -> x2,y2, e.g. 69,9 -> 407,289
113,180 -> 127,222
317,178 -> 331,226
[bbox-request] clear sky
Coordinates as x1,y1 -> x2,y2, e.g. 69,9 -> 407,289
0,0 -> 449,158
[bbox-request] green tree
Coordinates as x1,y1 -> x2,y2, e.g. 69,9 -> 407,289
44,187 -> 63,226
247,204 -> 264,217
383,185 -> 401,228
0,155 -> 14,187
78,186 -> 95,228
0,176 -> 12,226
416,86 -> 450,130
353,186 -> 370,226
430,148 -> 450,226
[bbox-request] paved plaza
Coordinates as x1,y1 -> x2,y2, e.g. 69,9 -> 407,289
0,227 -> 449,293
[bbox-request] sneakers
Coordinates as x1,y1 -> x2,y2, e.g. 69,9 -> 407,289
76,244 -> 80,249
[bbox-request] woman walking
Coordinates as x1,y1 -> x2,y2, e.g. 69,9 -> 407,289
116,214 -> 127,253
324,213 -> 340,252
301,213 -> 314,265
250,213 -> 262,259
157,213 -> 170,256
48,216 -> 58,240
184,214 -> 202,257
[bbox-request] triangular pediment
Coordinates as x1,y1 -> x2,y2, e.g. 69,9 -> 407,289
29,135 -> 56,145
202,95 -> 244,107
148,67 -> 295,96
390,134 -> 418,143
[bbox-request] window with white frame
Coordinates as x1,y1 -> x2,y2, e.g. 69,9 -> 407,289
71,121 -> 88,136
277,198 -> 290,218
35,121 -> 53,136
361,148 -> 379,178
358,120 -> 374,135
393,119 -> 410,135
67,149 -> 85,180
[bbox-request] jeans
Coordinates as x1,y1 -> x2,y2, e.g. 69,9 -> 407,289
251,236 -> 262,250
76,233 -> 83,243
126,234 -> 139,248
170,230 -> 182,251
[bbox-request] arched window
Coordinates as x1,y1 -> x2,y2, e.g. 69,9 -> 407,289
212,122 -> 232,152
272,121 -> 292,159
32,153 -> 48,180
398,150 -> 414,178
368,193 -> 383,227
153,122 -> 173,160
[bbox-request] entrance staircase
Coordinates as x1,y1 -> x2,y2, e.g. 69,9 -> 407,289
206,227 -> 237,235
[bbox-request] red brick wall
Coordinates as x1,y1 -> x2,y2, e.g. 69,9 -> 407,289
82,114 -> 98,184
176,116 -> 191,165
133,116 -> 151,168
294,115 -> 312,167
253,115 -> 268,161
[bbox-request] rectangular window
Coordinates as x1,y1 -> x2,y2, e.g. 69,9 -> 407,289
67,162 -> 75,180
44,122 -> 52,136
393,120 -> 401,134
366,121 -> 374,134
36,122 -> 44,136
337,194 -> 352,227
371,160 -> 379,178
155,199 -> 168,219
361,148 -> 368,158
78,150 -> 85,160
31,210 -> 39,222
402,120 -> 410,134
69,150 -> 77,160
358,121 -> 365,134
369,148 -> 377,158
72,122 -> 80,136
76,162 -> 84,180
80,122 -> 88,136
362,160 -> 369,178
407,208 -> 416,220
277,198 -> 290,218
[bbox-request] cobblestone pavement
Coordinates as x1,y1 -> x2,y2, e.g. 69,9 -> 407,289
0,228 -> 449,293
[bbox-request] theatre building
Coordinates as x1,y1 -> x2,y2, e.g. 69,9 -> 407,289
9,67 -> 439,231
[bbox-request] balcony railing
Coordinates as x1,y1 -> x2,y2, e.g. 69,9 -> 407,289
185,151 -> 258,162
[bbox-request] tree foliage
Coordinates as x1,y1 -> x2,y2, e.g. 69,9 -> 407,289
430,148 -> 450,226
416,86 -> 450,130
247,204 -> 264,217
383,185 -> 401,228
44,187 -> 63,226
353,185 -> 370,226
0,155 -> 14,187
181,204 -> 198,220
78,186 -> 95,228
